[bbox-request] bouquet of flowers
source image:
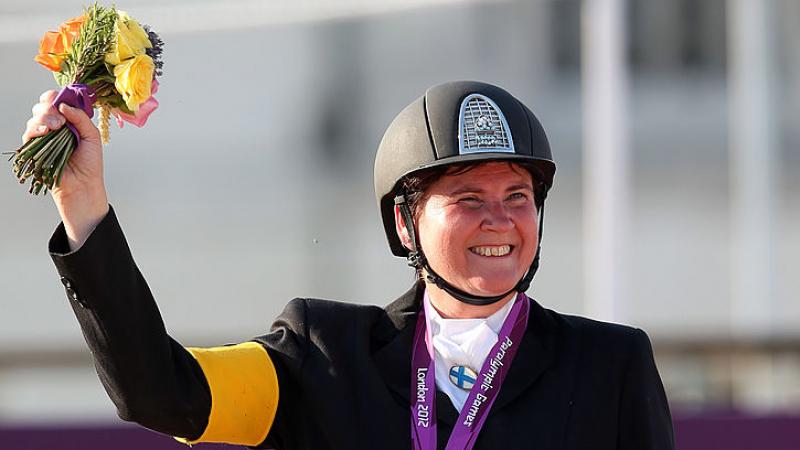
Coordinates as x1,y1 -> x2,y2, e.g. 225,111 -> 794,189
6,3 -> 163,195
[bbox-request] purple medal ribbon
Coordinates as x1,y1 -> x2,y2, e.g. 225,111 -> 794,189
411,307 -> 437,449
52,84 -> 97,141
410,292 -> 530,450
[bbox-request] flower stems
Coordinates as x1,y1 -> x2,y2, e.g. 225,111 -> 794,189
7,126 -> 77,195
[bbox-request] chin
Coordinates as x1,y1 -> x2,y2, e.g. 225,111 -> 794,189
464,277 -> 519,297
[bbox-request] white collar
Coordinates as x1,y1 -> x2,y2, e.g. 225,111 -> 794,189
422,291 -> 517,412
423,292 -> 516,338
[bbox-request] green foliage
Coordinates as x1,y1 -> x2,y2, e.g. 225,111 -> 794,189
61,3 -> 118,85
54,71 -> 70,87
103,92 -> 134,114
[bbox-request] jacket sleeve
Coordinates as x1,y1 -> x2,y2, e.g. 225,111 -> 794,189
617,328 -> 675,450
49,205 -> 212,440
252,298 -> 311,449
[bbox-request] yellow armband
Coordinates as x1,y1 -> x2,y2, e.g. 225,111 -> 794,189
176,342 -> 279,446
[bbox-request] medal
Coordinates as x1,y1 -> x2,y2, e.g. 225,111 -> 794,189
410,292 -> 530,450
448,365 -> 478,391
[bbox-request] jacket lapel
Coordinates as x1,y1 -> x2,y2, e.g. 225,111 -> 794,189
372,281 -> 424,404
492,296 -> 558,411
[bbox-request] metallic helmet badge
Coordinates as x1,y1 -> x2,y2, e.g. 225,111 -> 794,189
457,94 -> 515,155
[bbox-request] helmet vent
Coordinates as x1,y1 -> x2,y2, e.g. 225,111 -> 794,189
457,94 -> 515,155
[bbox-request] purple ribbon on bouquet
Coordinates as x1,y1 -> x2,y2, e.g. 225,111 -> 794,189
52,84 -> 97,141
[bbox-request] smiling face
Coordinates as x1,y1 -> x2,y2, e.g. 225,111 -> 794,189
400,161 -> 539,298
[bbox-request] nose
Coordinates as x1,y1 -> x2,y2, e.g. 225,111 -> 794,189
480,201 -> 514,232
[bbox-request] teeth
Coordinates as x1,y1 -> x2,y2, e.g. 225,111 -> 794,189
470,245 -> 511,257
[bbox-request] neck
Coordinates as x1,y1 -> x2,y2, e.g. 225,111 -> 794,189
425,281 -> 517,319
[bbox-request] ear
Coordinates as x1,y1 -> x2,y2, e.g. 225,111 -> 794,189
394,205 -> 414,251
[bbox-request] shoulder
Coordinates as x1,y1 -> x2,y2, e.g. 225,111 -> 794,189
559,311 -> 648,342
543,306 -> 654,363
279,297 -> 387,332
270,283 -> 419,342
535,310 -> 673,448
259,297 -> 388,364
283,297 -> 385,317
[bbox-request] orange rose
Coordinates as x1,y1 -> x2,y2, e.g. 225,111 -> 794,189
59,15 -> 86,49
34,31 -> 66,71
33,15 -> 86,72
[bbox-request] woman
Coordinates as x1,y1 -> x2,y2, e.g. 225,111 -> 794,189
27,81 -> 673,449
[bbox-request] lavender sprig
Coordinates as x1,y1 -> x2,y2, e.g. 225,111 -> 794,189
143,25 -> 164,77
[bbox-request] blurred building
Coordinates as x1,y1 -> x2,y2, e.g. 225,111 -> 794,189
0,0 -> 798,445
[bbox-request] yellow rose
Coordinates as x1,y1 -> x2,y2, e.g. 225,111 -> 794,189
105,11 -> 152,66
114,54 -> 155,111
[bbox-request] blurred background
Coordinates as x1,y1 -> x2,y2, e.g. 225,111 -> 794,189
0,0 -> 798,448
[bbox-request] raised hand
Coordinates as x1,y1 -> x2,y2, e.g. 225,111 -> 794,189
23,90 -> 109,251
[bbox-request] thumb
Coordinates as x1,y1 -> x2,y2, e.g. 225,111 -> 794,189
58,103 -> 100,141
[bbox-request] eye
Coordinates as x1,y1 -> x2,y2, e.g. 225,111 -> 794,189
507,192 -> 529,202
457,196 -> 483,208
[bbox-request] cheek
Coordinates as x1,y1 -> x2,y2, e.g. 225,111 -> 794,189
424,217 -> 484,276
417,208 -> 445,249
514,211 -> 540,252
417,208 -> 467,254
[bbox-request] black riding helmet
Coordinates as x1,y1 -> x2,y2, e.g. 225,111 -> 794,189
374,81 -> 556,305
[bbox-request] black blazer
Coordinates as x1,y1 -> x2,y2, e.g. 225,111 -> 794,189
49,206 -> 674,449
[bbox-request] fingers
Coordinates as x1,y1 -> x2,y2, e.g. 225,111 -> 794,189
22,90 -> 100,144
24,106 -> 65,139
34,90 -> 59,116
32,101 -> 56,116
22,91 -> 65,143
58,103 -> 100,141
40,90 -> 58,104
23,114 -> 63,143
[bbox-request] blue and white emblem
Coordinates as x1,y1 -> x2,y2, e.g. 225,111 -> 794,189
449,365 -> 478,391
457,94 -> 515,155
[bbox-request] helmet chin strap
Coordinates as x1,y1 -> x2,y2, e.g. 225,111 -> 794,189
394,189 -> 546,307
